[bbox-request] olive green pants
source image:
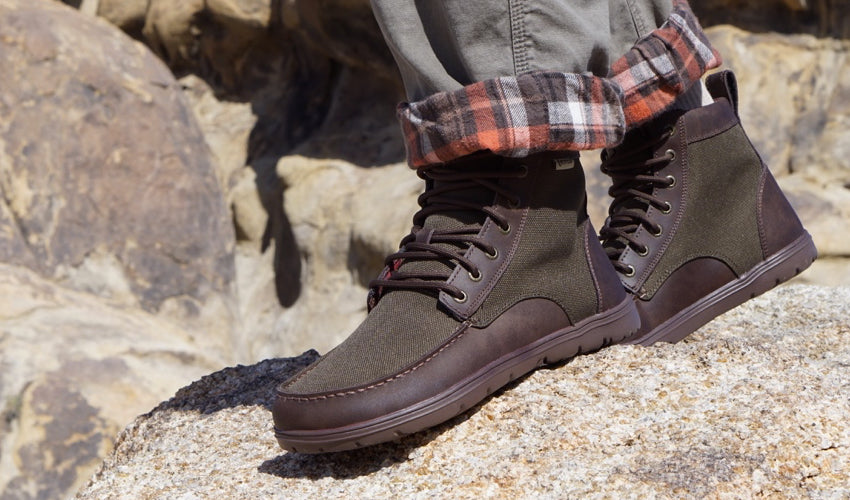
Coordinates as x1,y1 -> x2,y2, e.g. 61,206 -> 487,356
370,0 -> 673,101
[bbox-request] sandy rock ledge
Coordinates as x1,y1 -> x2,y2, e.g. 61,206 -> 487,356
78,284 -> 849,498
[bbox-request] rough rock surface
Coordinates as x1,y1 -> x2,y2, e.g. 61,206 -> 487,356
5,1 -> 850,498
0,0 -> 237,343
707,27 -> 850,258
693,0 -> 850,38
0,264 -> 227,499
79,285 -> 850,498
0,0 -> 238,497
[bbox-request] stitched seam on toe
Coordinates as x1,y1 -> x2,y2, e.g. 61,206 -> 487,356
278,322 -> 473,401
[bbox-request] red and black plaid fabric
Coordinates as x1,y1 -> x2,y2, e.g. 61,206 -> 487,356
612,0 -> 721,126
400,73 -> 624,167
399,0 -> 720,168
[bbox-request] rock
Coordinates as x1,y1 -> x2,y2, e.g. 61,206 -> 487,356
158,0 -> 408,360
243,157 -> 420,359
141,0 -> 397,93
0,1 -> 242,497
78,285 -> 850,498
706,26 -> 850,259
693,0 -> 850,38
95,0 -> 148,40
0,0 -> 238,347
141,0 -> 204,77
0,264 -> 226,499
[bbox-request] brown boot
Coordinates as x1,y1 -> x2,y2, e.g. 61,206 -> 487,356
600,70 -> 817,346
273,153 -> 638,453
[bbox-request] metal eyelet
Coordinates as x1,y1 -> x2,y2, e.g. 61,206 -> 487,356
499,223 -> 511,235
518,164 -> 529,177
661,201 -> 672,214
665,125 -> 676,136
651,225 -> 663,237
637,246 -> 649,257
468,270 -> 483,282
665,149 -> 676,161
624,265 -> 636,277
666,175 -> 676,188
453,291 -> 468,303
485,248 -> 499,260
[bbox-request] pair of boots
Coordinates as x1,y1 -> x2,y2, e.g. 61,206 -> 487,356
273,72 -> 817,453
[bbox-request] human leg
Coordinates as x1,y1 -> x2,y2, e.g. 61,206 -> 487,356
370,0 -> 673,100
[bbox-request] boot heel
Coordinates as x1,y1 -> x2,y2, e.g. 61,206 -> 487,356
629,232 -> 817,346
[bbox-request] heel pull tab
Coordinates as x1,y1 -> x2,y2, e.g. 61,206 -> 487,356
706,70 -> 739,117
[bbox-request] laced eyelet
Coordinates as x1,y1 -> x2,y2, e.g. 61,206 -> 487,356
665,125 -> 676,136
636,245 -> 649,257
651,225 -> 663,237
485,248 -> 499,260
499,223 -> 511,234
665,149 -> 676,161
661,201 -> 672,214
453,291 -> 468,303
518,164 -> 529,177
468,269 -> 483,282
623,265 -> 636,277
666,175 -> 676,188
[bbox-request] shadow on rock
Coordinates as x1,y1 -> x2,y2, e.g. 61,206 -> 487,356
155,353 -> 320,414
257,370 -> 538,480
142,0 -> 407,308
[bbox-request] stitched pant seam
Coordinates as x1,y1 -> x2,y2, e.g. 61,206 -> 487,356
625,0 -> 650,39
509,0 -> 530,75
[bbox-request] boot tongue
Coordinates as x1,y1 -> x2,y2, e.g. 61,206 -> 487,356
423,177 -> 494,229
400,179 -> 495,276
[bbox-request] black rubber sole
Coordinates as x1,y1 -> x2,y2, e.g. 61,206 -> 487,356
625,232 -> 817,346
275,296 -> 640,454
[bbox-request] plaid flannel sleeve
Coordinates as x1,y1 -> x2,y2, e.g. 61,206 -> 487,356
398,0 -> 720,168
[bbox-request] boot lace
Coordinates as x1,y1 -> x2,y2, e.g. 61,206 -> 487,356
368,162 -> 526,306
599,128 -> 676,276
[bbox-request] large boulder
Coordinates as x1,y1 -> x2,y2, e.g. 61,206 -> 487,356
78,285 -> 850,498
707,26 -> 850,280
0,0 -> 237,347
0,0 -> 240,497
0,264 -> 227,499
692,0 -> 850,38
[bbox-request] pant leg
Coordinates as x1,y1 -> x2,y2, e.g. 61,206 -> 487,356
370,0 -> 673,101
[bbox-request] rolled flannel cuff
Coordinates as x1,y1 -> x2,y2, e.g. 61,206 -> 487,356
399,73 -> 625,168
611,0 -> 722,127
398,0 -> 720,168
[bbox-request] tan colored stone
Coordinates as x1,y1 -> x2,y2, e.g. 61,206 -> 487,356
693,0 -> 850,38
0,0 -> 238,345
78,285 -> 850,498
706,26 -> 850,258
96,0 -> 148,37
246,157 -> 420,359
141,0 -> 204,73
0,264 -> 226,498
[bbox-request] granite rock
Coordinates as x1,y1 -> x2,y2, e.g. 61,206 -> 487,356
692,0 -> 850,38
94,0 -> 148,39
707,26 -> 850,259
0,0 -> 238,345
79,285 -> 850,498
0,264 -> 226,499
0,1 -> 240,497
